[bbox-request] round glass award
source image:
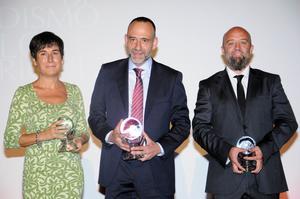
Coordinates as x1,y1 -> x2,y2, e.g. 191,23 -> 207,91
120,117 -> 143,141
57,116 -> 74,131
236,136 -> 256,172
57,116 -> 76,152
120,117 -> 144,160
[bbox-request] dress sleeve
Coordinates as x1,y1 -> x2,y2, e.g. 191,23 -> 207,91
73,85 -> 89,139
4,87 -> 28,148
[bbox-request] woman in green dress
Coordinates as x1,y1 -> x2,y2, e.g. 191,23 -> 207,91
4,32 -> 89,199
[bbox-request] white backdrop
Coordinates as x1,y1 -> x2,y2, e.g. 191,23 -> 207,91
1,0 -> 299,198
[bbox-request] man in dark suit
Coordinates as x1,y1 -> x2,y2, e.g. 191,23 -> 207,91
192,26 -> 298,199
88,17 -> 190,198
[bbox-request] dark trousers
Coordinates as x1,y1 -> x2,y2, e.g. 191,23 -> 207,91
213,173 -> 279,199
105,159 -> 173,199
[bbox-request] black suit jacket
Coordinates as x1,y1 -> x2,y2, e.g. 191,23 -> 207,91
88,58 -> 190,194
192,68 -> 297,194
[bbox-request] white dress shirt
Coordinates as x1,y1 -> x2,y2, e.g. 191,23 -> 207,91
226,65 -> 250,164
226,66 -> 250,98
128,58 -> 152,119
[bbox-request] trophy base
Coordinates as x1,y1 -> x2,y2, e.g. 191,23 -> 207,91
122,138 -> 146,160
122,152 -> 144,160
238,152 -> 256,172
58,139 -> 78,153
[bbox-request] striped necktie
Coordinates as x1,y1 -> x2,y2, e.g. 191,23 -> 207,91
131,68 -> 143,123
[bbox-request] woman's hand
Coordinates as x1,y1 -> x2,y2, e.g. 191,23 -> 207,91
19,120 -> 68,147
66,137 -> 82,152
65,133 -> 89,152
43,120 -> 68,140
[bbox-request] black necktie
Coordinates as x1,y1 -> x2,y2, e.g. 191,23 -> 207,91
234,75 -> 246,118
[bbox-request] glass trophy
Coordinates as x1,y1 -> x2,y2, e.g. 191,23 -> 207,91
57,116 -> 77,152
236,136 -> 256,172
120,117 -> 145,160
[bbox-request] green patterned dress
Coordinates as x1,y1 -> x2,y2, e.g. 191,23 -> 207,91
4,82 -> 89,199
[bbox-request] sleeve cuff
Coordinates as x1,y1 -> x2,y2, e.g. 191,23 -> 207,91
105,131 -> 114,145
226,158 -> 230,165
156,142 -> 165,156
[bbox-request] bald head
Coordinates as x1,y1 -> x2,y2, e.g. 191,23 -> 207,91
222,26 -> 252,47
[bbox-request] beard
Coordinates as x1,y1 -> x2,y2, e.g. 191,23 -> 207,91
128,53 -> 151,66
226,55 -> 252,71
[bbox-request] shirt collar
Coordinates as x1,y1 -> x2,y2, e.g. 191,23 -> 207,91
226,65 -> 250,80
128,57 -> 152,75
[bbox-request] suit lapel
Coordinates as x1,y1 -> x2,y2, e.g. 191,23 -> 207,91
223,70 -> 236,103
144,61 -> 160,122
116,59 -> 129,116
221,69 -> 244,122
246,68 -> 261,107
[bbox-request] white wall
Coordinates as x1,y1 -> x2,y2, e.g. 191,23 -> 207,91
1,0 -> 299,198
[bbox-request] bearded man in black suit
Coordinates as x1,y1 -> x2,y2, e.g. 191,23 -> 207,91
193,26 -> 298,199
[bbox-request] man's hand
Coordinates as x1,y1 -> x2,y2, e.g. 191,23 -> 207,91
229,146 -> 246,174
108,120 -> 130,152
244,146 -> 264,174
130,132 -> 161,161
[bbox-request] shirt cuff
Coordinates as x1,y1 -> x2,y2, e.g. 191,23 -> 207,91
105,131 -> 114,144
156,142 -> 165,156
226,158 -> 230,165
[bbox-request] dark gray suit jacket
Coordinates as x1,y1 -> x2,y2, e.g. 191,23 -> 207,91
193,68 -> 298,194
89,58 -> 190,194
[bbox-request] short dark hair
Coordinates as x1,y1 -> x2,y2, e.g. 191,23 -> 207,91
128,16 -> 156,36
29,31 -> 64,59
